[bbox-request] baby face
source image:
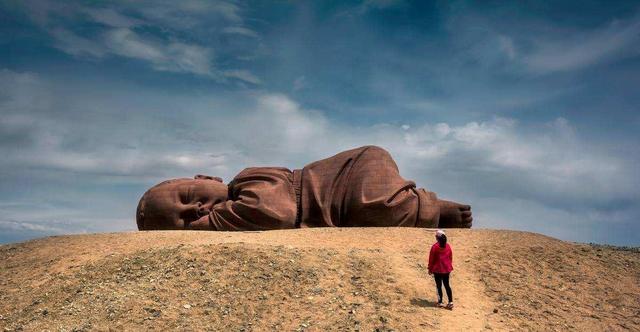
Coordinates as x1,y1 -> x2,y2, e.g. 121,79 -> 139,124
137,177 -> 228,230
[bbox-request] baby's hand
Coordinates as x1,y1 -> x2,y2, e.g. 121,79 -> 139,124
187,214 -> 213,230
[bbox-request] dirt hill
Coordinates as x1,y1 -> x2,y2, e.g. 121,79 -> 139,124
0,228 -> 638,331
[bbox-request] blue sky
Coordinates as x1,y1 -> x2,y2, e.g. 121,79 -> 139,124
0,0 -> 638,245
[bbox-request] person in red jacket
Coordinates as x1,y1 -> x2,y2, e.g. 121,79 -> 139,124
428,229 -> 454,309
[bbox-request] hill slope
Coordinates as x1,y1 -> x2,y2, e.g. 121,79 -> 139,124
0,228 -> 638,331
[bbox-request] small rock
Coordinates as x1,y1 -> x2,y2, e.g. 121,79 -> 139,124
144,307 -> 162,317
493,308 -> 498,313
183,304 -> 192,309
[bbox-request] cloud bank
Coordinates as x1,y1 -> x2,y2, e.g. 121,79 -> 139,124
20,0 -> 259,82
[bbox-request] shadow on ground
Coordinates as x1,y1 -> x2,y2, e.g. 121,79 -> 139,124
410,298 -> 437,308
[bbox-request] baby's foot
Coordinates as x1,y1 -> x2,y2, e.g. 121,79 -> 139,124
437,200 -> 473,228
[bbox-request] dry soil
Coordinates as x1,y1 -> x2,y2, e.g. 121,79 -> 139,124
0,228 -> 638,331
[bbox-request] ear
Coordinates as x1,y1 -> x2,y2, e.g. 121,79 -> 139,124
194,174 -> 223,182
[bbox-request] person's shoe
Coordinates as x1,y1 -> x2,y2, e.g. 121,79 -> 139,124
437,302 -> 446,308
446,302 -> 454,310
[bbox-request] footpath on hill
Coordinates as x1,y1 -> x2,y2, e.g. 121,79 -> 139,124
0,228 -> 638,331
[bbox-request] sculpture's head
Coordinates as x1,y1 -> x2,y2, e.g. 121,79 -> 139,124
136,175 -> 228,230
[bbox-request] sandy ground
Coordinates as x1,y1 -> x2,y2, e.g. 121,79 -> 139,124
0,228 -> 638,331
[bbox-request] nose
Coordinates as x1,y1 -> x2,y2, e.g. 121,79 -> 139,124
178,203 -> 201,222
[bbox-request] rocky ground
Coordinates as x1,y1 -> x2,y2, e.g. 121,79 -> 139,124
0,228 -> 638,331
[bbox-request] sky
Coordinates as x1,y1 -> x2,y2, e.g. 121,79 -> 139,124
0,0 -> 638,245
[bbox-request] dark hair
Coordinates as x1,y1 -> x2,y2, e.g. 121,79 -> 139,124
438,234 -> 447,248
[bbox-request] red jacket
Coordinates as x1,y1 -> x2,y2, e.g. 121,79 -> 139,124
428,242 -> 453,274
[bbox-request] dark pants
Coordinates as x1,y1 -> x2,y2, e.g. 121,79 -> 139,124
434,273 -> 452,303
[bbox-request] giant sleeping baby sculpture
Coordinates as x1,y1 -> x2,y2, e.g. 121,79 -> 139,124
136,146 -> 473,231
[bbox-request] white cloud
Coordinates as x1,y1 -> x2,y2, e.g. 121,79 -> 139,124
105,28 -> 167,62
337,0 -> 407,17
0,69 -> 225,179
398,117 -> 634,203
222,26 -> 259,38
48,27 -> 219,78
104,28 -> 215,76
445,8 -> 640,75
51,28 -> 106,58
21,1 -> 258,80
522,16 -> 640,73
164,42 -> 214,76
85,8 -> 142,28
136,0 -> 243,27
223,70 -> 262,84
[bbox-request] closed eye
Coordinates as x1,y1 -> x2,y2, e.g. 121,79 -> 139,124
180,186 -> 194,204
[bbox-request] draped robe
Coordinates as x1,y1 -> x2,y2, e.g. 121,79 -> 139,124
208,146 -> 440,230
